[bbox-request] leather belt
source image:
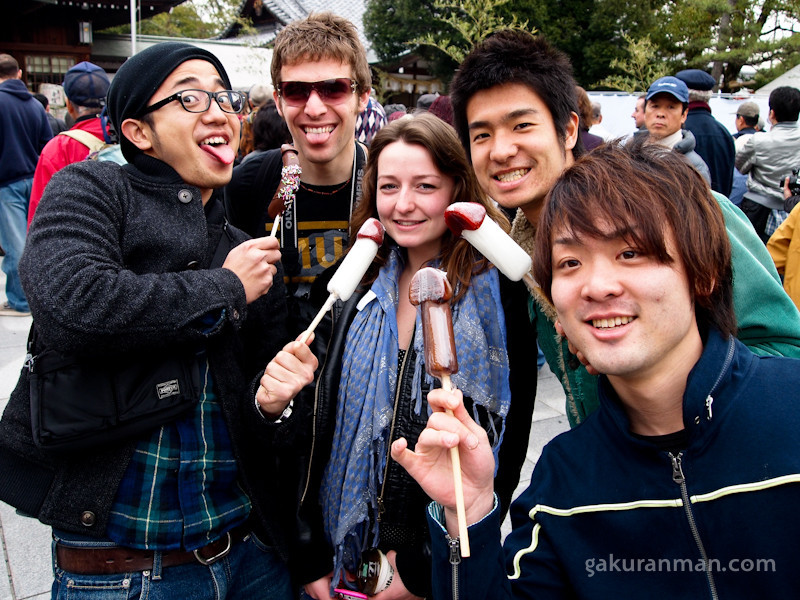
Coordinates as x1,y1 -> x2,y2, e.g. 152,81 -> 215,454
55,523 -> 251,575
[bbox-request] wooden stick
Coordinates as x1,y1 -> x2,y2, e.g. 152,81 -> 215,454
298,294 -> 337,344
441,373 -> 471,557
269,214 -> 281,237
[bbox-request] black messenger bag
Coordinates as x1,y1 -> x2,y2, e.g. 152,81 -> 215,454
28,330 -> 201,451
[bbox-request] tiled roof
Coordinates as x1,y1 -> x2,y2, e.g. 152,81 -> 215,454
228,0 -> 375,60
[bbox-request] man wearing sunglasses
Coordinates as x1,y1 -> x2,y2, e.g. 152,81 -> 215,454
225,12 -> 371,339
0,42 -> 317,598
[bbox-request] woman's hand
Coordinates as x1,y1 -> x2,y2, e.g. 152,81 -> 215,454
303,572 -> 334,599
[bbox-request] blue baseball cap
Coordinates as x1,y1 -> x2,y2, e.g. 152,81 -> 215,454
63,61 -> 110,108
646,76 -> 689,104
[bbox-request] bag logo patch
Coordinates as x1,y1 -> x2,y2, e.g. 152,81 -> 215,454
157,379 -> 181,399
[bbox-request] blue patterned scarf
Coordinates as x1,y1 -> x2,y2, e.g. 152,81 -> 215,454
320,248 -> 511,587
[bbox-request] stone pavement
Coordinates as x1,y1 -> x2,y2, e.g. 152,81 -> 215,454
0,287 -> 568,600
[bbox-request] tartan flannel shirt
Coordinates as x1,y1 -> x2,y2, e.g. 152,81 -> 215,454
106,358 -> 251,550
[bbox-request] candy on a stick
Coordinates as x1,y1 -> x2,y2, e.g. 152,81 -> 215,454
408,267 -> 471,557
299,218 -> 385,343
268,145 -> 302,236
444,202 -> 534,285
409,268 -> 458,379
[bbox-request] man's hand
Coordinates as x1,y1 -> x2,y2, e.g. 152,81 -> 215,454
391,388 -> 495,537
222,236 -> 281,303
555,319 -> 600,376
256,333 -> 318,419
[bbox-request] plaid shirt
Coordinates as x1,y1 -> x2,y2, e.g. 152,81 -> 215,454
106,359 -> 251,550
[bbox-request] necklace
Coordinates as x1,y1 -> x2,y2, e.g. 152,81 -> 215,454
299,178 -> 352,196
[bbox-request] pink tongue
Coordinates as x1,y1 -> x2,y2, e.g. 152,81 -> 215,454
201,143 -> 235,165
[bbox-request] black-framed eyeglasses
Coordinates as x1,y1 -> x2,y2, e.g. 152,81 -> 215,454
277,78 -> 357,107
138,89 -> 247,117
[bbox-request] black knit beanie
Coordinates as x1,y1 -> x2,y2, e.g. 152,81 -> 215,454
107,42 -> 232,162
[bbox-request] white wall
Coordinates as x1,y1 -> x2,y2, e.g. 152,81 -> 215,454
588,93 -> 772,138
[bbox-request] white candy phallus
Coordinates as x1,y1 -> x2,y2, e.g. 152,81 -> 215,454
444,202 -> 532,282
299,218 -> 385,343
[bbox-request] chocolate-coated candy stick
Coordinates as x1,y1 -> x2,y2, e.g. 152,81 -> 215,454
409,267 -> 471,557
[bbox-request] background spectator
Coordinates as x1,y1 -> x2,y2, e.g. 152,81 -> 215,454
0,53 -> 52,316
32,92 -> 67,136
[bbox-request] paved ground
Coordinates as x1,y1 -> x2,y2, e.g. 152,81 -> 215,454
0,284 -> 568,599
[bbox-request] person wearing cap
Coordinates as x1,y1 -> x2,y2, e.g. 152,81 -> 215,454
734,101 -> 760,142
729,101 -> 760,205
642,75 -> 711,184
675,68 -> 735,197
0,42 -> 318,598
29,61 -> 112,227
736,86 -> 800,243
0,53 -> 52,317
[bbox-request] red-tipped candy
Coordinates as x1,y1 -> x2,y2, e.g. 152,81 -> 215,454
357,217 -> 385,245
444,202 -> 486,237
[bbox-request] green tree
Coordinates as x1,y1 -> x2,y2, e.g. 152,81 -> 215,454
100,0 -> 249,39
657,0 -> 800,91
597,34 -> 669,91
410,0 -> 534,65
364,0 -> 534,84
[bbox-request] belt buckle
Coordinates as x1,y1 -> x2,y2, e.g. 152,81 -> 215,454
193,531 -> 232,566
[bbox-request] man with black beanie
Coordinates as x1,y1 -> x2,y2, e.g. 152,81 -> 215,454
0,42 -> 317,599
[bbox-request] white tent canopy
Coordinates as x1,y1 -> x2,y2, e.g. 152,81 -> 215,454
757,64 -> 800,94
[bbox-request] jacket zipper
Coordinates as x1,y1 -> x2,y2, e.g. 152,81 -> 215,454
669,452 -> 718,600
703,336 -> 735,422
377,346 -> 411,520
447,534 -> 461,600
299,310 -> 338,507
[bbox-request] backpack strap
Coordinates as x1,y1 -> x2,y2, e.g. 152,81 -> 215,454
59,129 -> 107,154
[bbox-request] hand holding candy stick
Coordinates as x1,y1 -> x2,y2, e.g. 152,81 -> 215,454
409,266 -> 471,557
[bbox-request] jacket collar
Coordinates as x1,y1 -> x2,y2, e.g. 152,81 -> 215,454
598,328 -> 739,446
687,100 -> 711,113
128,153 -> 193,186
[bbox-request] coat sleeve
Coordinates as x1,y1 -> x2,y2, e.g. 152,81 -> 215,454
767,209 -> 796,275
429,494 -> 570,600
716,192 -> 800,358
20,162 -> 249,355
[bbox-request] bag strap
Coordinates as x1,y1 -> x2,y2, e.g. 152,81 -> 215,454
211,217 -> 235,269
59,129 -> 107,154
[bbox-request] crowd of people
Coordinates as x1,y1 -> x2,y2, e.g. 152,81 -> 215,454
0,10 -> 799,600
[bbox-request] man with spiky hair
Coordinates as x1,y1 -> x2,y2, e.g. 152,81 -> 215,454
446,30 -> 800,426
